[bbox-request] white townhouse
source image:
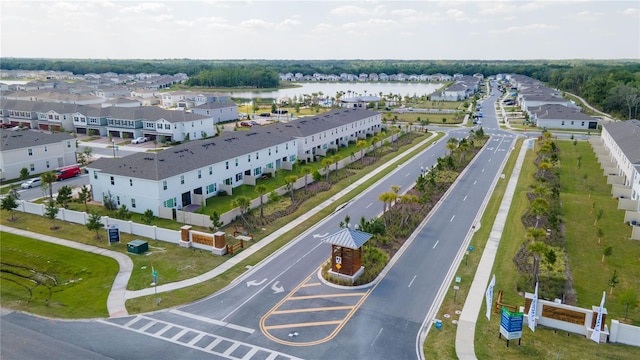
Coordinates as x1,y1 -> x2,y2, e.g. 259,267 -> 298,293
72,106 -> 111,136
262,108 -> 382,162
103,106 -> 214,142
0,130 -> 76,181
0,99 -> 82,131
88,130 -> 298,215
192,101 -> 238,124
528,104 -> 599,130
600,120 -> 640,206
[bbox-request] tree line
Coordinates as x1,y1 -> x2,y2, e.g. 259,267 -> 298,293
2,58 -> 639,118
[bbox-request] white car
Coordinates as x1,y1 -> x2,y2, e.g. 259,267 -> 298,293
132,137 -> 148,144
21,178 -> 42,189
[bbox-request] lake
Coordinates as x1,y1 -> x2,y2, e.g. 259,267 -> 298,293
228,82 -> 444,102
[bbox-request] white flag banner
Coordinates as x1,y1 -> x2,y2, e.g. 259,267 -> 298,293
485,274 -> 496,320
590,291 -> 606,343
527,281 -> 538,332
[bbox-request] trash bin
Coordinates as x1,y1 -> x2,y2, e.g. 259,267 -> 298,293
435,319 -> 442,329
127,240 -> 148,254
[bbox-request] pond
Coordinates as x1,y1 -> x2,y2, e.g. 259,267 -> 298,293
228,82 -> 444,102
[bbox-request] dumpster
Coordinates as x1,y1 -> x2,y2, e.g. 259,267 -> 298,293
127,240 -> 148,254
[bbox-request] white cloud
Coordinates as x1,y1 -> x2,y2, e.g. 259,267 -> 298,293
120,2 -> 170,14
490,23 -> 557,34
622,7 -> 639,17
331,4 -> 386,16
391,8 -> 417,17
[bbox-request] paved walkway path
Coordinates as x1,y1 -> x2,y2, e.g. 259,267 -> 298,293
0,225 -> 132,318
1,132 -> 440,318
455,138 -> 533,359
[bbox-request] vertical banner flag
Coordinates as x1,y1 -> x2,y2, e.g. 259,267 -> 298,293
590,291 -> 606,343
527,281 -> 538,332
485,274 -> 496,320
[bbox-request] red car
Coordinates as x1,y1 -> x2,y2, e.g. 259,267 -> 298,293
55,165 -> 81,180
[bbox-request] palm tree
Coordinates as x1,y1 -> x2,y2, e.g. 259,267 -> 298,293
255,184 -> 267,218
332,154 -> 342,173
301,166 -> 312,190
41,171 -> 58,200
390,185 -> 401,208
446,137 -> 458,157
321,158 -> 332,183
530,197 -> 549,227
378,192 -> 393,224
284,175 -> 298,201
371,135 -> 380,159
356,140 -> 367,164
233,195 -> 251,228
458,138 -> 470,163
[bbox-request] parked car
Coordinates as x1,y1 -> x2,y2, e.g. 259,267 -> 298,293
240,121 -> 252,127
132,137 -> 148,144
55,165 -> 81,180
250,121 -> 260,126
21,178 -> 42,189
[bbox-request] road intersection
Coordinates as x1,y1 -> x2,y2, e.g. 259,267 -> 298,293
1,82 -> 526,359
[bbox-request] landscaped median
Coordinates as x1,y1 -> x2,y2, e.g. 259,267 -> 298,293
1,130 -> 446,317
424,138 -> 640,359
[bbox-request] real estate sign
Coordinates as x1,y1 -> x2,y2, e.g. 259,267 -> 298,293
500,307 -> 524,340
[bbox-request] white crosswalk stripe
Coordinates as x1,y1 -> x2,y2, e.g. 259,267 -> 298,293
99,316 -> 302,360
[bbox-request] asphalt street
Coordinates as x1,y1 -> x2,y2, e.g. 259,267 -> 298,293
1,82 -> 522,359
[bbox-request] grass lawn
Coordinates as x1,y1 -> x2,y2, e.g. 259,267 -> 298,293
1,131 -> 444,316
0,232 -> 117,318
424,139 -> 640,359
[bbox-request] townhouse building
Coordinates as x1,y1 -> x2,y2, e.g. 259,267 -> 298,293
0,129 -> 76,181
192,101 -> 239,124
528,104 -> 598,130
87,108 -> 382,215
600,119 -> 640,204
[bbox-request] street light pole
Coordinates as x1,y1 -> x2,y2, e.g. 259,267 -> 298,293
112,140 -> 115,158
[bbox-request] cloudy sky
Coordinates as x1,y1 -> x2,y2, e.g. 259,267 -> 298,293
1,0 -> 639,60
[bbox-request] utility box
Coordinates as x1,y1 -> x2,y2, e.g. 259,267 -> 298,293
127,240 -> 148,254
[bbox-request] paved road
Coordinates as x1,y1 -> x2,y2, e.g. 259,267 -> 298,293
1,83 -> 520,359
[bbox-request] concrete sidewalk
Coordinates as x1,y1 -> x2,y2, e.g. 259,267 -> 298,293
125,131 -> 440,299
455,138 -> 533,360
2,131 -> 441,318
0,225 -> 132,318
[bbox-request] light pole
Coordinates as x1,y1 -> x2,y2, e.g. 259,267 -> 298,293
112,140 -> 115,158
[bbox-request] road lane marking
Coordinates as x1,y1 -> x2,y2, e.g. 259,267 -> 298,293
366,202 -> 373,209
406,172 -> 411,177
450,215 -> 455,222
371,328 -> 384,347
263,320 -> 343,330
473,180 -> 477,185
463,195 -> 467,201
408,275 -> 417,288
433,240 -> 439,249
271,306 -> 354,315
171,309 -> 255,334
482,168 -> 485,172
301,282 -> 321,287
288,292 -> 367,300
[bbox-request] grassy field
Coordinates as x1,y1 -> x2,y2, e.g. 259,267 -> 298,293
0,232 -> 117,318
1,131 -> 445,316
424,138 -> 640,359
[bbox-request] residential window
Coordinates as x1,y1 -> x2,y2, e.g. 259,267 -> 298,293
93,171 -> 98,179
225,161 -> 229,170
130,179 -> 133,186
67,141 -> 71,148
110,176 -> 115,185
235,173 -> 243,181
28,148 -> 33,156
180,175 -> 185,185
163,181 -> 167,190
209,166 -> 212,175
30,164 -> 35,171
235,158 -> 238,167
46,161 -> 50,168
131,199 -> 136,208
44,146 -> 47,152
571,121 -> 574,125
254,167 -> 262,176
224,177 -> 232,185
247,154 -> 251,163
256,152 -> 259,160
581,122 -> 585,126
561,121 -> 565,126
116,196 -> 120,206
